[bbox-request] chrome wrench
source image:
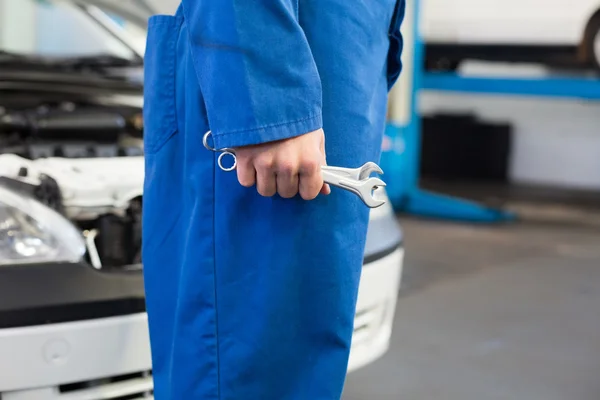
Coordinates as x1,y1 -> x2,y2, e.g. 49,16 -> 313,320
321,163 -> 386,208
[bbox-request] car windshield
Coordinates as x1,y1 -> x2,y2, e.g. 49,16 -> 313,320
0,0 -> 138,60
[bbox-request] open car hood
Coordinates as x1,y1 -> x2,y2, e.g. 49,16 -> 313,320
71,0 -> 175,28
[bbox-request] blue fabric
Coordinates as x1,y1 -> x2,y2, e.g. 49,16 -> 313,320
142,1 -> 404,399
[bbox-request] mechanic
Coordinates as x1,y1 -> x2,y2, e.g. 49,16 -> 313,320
142,0 -> 404,399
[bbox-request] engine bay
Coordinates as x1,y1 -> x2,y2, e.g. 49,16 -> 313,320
0,96 -> 145,269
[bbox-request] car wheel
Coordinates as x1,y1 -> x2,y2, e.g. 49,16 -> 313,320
584,14 -> 600,70
593,27 -> 600,70
425,58 -> 460,72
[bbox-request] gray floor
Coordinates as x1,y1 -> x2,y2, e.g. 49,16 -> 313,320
344,217 -> 600,400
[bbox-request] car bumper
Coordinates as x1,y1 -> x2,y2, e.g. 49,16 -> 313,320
1,246 -> 402,397
0,314 -> 153,397
348,247 -> 404,372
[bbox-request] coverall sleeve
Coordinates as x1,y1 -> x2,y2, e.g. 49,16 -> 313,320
181,0 -> 323,150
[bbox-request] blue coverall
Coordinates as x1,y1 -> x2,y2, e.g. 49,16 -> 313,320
142,1 -> 404,398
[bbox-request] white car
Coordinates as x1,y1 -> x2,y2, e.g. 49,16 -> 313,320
422,0 -> 600,70
0,0 -> 403,398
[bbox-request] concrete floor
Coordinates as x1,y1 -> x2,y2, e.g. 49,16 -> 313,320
344,217 -> 600,400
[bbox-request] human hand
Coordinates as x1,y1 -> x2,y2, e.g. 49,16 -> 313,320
235,129 -> 331,200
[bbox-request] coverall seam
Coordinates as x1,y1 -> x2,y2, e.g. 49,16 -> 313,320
213,113 -> 322,137
178,14 -> 222,399
211,157 -> 222,400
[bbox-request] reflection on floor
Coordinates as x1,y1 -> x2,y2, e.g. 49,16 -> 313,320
343,217 -> 600,400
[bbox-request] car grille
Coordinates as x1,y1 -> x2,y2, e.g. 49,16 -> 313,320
352,303 -> 388,346
57,371 -> 153,400
5,306 -> 388,400
3,372 -> 154,400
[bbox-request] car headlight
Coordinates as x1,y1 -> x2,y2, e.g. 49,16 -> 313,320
0,185 -> 85,265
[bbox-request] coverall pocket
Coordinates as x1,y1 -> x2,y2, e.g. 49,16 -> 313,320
143,15 -> 183,155
386,0 -> 406,90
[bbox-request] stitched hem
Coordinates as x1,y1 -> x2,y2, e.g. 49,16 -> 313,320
212,113 -> 323,149
215,113 -> 321,137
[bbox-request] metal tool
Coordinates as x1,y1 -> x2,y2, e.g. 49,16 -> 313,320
321,164 -> 386,208
203,131 -> 386,208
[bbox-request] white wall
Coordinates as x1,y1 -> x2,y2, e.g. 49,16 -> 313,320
144,0 -> 179,14
420,91 -> 600,190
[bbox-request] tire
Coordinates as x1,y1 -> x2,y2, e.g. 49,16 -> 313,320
592,27 -> 600,70
583,15 -> 600,71
425,57 -> 460,72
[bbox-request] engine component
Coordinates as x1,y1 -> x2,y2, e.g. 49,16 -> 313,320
0,101 -> 142,143
33,174 -> 64,214
0,112 -> 28,134
35,110 -> 127,142
0,154 -> 143,220
0,99 -> 145,270
93,198 -> 142,268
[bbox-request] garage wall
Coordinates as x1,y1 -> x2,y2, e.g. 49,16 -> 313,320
420,92 -> 600,190
144,0 -> 179,14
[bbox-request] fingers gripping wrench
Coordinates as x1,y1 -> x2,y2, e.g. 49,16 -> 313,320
202,131 -> 387,208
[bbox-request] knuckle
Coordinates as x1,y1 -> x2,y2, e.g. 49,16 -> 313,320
277,160 -> 296,175
300,159 -> 320,174
256,156 -> 274,171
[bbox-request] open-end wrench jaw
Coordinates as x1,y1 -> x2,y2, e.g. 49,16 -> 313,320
321,164 -> 387,208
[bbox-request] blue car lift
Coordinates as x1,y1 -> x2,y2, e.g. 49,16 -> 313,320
381,0 -> 600,223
